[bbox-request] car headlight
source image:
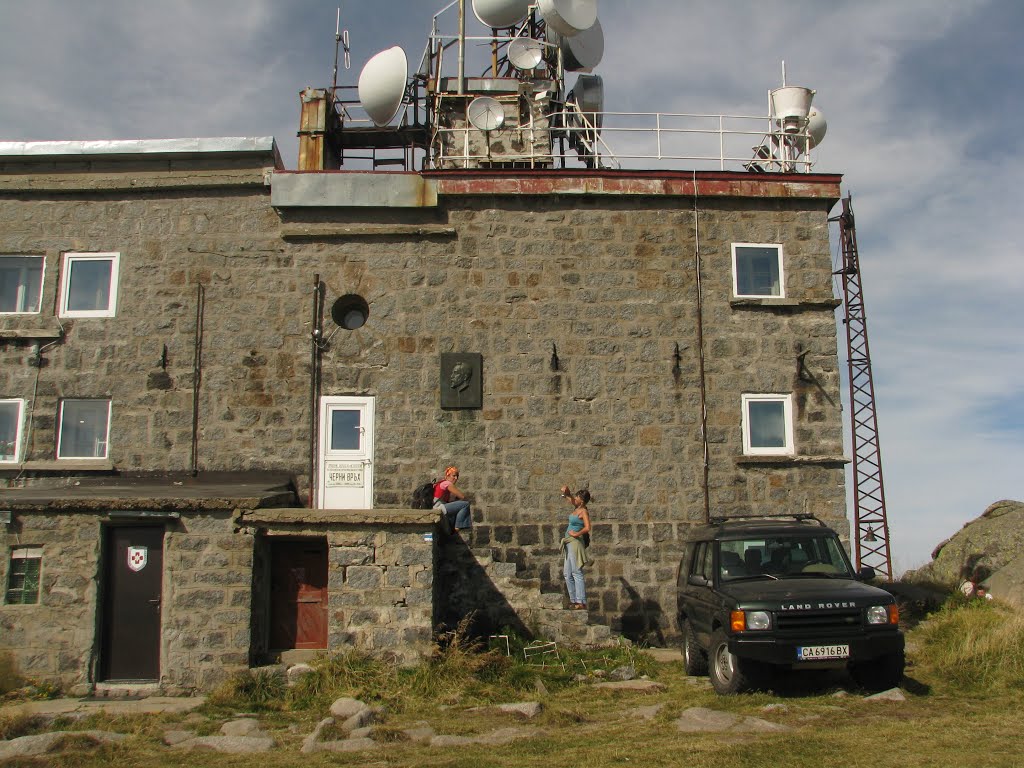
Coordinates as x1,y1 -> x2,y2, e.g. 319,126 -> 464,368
746,611 -> 772,630
866,605 -> 898,625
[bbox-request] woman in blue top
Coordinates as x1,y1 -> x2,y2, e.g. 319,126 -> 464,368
559,484 -> 592,609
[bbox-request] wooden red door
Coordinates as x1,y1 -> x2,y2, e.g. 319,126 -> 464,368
269,539 -> 328,650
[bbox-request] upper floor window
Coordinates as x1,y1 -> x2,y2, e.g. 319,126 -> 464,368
57,398 -> 111,459
732,244 -> 784,298
742,393 -> 794,455
0,399 -> 25,463
0,255 -> 44,314
6,547 -> 43,605
60,252 -> 119,318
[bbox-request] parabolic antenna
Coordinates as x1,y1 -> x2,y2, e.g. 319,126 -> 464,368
472,0 -> 530,28
538,0 -> 598,37
508,37 -> 545,70
806,106 -> 827,147
358,46 -> 408,127
568,74 -> 604,119
559,17 -> 603,71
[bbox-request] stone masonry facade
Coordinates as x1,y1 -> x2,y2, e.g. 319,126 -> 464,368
1,142 -> 847,687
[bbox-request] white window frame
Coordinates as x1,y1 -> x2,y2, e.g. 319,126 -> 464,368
56,398 -> 111,460
742,393 -> 795,456
0,255 -> 45,315
732,243 -> 785,298
59,252 -> 120,318
0,398 -> 25,464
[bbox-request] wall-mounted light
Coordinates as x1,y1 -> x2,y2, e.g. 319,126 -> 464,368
797,349 -> 814,382
550,343 -> 560,372
672,342 -> 682,377
157,344 -> 168,370
864,526 -> 877,543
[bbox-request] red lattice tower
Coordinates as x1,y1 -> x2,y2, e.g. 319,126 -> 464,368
834,194 -> 893,579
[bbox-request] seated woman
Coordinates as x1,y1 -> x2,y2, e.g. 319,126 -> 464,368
433,466 -> 472,532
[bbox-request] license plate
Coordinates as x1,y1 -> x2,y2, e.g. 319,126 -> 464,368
797,644 -> 849,661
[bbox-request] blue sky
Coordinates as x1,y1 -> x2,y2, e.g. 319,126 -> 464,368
2,0 -> 1021,571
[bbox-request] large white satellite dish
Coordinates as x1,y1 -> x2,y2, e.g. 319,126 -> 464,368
806,106 -> 827,147
508,37 -> 545,70
358,46 -> 408,127
559,17 -> 603,71
473,0 -> 531,28
538,0 -> 598,37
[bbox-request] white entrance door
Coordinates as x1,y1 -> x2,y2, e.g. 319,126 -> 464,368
318,396 -> 374,509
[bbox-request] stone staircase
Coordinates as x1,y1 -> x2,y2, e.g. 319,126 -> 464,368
436,534 -> 613,647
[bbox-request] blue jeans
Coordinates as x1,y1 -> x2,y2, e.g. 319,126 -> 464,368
564,550 -> 586,605
439,500 -> 472,529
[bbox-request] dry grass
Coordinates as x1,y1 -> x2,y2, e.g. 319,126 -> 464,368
3,602 -> 1023,767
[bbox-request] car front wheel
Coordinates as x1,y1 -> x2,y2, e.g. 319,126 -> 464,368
708,628 -> 753,695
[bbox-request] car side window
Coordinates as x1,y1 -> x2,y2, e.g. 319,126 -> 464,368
690,542 -> 709,580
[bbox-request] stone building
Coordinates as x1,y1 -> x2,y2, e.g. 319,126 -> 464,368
0,135 -> 846,693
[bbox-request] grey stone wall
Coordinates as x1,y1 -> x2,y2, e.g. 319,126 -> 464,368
0,513 -> 98,696
162,514 -> 253,694
240,511 -> 436,665
1,161 -> 848,647
0,511 -> 251,695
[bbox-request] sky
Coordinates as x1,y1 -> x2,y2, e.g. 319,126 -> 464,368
1,0 -> 1021,572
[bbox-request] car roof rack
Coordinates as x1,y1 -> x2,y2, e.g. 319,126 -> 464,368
707,514 -> 827,527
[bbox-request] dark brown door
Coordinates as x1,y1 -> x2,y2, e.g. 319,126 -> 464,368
100,526 -> 163,681
270,539 -> 328,650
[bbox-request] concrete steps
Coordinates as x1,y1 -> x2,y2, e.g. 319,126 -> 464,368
441,537 -> 615,648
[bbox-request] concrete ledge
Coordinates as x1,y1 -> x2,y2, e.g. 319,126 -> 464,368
729,298 -> 842,310
279,223 -> 455,240
0,328 -> 64,340
272,172 -> 438,208
735,455 -> 849,468
238,508 -> 440,526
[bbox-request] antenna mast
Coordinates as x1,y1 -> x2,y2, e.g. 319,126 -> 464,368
834,194 -> 893,580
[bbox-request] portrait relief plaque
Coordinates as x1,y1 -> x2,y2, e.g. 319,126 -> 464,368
440,353 -> 483,409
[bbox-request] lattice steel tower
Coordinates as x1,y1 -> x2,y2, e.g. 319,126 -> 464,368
834,194 -> 893,579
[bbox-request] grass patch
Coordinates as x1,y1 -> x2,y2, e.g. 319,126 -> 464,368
205,667 -> 287,712
911,597 -> 1024,693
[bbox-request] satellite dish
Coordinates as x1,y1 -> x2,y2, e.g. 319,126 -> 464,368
467,96 -> 506,131
472,0 -> 530,28
538,0 -> 598,37
358,46 -> 408,127
567,74 -> 604,124
508,37 -> 545,71
559,17 -> 603,71
806,106 -> 827,147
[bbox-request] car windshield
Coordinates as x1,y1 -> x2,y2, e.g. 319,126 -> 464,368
717,534 -> 854,582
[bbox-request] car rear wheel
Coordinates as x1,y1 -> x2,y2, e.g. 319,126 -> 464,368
682,620 -> 707,676
708,628 -> 753,695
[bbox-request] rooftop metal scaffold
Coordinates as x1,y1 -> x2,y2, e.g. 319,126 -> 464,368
834,194 -> 893,580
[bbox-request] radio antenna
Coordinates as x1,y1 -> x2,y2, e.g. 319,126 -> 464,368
332,7 -> 351,95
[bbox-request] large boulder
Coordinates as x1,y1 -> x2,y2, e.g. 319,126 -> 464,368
906,500 -> 1024,608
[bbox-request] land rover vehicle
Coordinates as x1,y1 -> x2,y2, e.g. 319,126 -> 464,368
677,516 -> 904,695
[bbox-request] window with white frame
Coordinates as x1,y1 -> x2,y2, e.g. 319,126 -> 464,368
0,255 -> 44,314
0,399 -> 25,463
57,399 -> 111,459
59,252 -> 119,318
732,243 -> 784,298
742,394 -> 794,455
6,547 -> 43,605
